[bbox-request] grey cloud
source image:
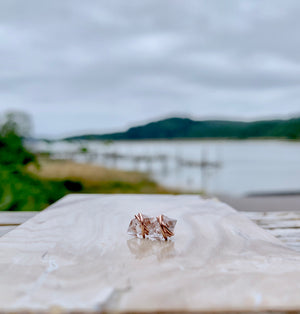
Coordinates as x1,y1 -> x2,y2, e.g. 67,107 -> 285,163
0,0 -> 300,137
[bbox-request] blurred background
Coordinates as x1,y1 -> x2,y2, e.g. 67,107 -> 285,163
1,0 -> 300,211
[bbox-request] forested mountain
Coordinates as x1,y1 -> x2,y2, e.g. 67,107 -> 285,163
65,116 -> 300,141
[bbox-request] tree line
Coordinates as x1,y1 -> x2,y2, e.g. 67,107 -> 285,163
65,116 -> 300,141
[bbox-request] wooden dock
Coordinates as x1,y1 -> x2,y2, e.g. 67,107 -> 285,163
0,194 -> 300,313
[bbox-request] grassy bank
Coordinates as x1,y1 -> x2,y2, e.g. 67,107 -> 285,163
1,159 -> 177,212
28,159 -> 177,195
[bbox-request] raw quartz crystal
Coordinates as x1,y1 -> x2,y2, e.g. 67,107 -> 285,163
127,213 -> 177,241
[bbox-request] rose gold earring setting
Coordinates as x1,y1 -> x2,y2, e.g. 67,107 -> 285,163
156,214 -> 174,241
134,213 -> 149,238
128,212 -> 177,241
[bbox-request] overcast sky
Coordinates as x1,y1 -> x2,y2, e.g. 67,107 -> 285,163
1,0 -> 300,137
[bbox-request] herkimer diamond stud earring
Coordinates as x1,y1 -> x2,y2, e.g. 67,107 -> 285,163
156,214 -> 176,241
127,212 -> 151,238
128,213 -> 177,241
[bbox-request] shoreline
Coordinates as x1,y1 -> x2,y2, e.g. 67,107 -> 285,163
30,137 -> 300,143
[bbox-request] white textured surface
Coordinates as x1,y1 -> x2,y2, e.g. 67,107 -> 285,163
0,194 -> 300,312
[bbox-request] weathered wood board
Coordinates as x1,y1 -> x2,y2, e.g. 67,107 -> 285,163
0,211 -> 37,236
0,195 -> 300,313
243,211 -> 300,252
0,211 -> 37,225
0,225 -> 16,237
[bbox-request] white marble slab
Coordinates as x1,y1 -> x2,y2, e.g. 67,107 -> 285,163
0,194 -> 300,313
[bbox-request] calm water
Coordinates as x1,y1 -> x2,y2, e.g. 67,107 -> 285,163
33,140 -> 300,196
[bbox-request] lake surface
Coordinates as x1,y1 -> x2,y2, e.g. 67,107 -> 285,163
32,140 -> 300,196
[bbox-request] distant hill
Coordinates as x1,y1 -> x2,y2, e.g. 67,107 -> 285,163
64,116 -> 300,141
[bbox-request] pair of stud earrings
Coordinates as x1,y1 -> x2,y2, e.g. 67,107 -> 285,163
127,212 -> 177,241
